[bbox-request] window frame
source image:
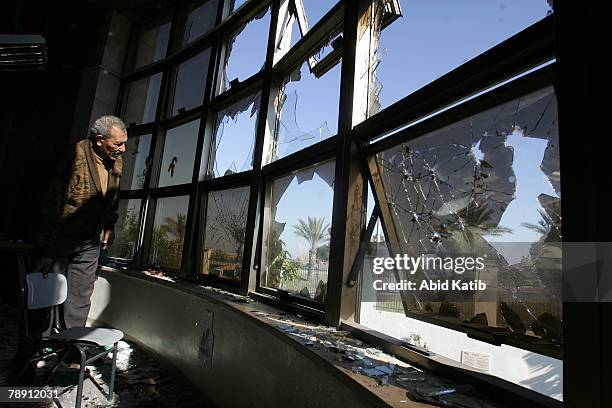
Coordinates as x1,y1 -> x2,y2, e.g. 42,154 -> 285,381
114,2 -> 563,405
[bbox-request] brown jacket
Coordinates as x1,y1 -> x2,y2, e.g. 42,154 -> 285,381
33,139 -> 122,250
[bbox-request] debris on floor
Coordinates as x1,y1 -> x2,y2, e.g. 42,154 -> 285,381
0,304 -> 208,408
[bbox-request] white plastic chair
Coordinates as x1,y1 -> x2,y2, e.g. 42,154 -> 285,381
19,272 -> 123,408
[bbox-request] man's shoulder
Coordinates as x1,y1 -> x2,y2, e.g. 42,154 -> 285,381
73,138 -> 90,154
68,139 -> 90,167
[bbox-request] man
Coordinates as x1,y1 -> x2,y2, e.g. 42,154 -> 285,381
32,115 -> 127,329
8,115 -> 127,384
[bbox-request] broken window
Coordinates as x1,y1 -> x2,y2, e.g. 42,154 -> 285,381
171,48 -> 211,116
370,0 -> 553,113
158,119 -> 201,187
268,44 -> 341,162
219,7 -> 270,93
360,87 -> 562,399
227,0 -> 250,16
149,195 -> 190,271
121,133 -> 152,191
183,0 -> 219,46
261,160 -> 335,301
274,0 -> 340,59
132,17 -> 172,69
201,186 -> 250,281
273,0 -> 343,68
123,73 -> 162,125
109,199 -> 142,260
205,92 -> 260,179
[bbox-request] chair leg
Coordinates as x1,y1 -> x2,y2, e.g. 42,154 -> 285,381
75,346 -> 87,408
108,343 -> 118,401
43,348 -> 69,385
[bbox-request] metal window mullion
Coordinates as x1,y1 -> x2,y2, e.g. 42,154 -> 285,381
181,36 -> 221,279
325,0 -> 362,326
244,0 -> 282,295
135,58 -> 173,270
362,64 -> 556,157
353,15 -> 555,142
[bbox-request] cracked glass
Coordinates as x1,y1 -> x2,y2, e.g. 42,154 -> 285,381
121,133 -> 152,191
183,0 -> 219,46
158,120 -> 201,187
219,7 -> 270,93
261,160 -> 335,301
171,48 -> 211,116
201,186 -> 250,281
268,45 -> 341,162
150,196 -> 190,271
359,87 -> 562,399
109,199 -> 142,260
205,92 -> 260,179
123,73 -> 162,125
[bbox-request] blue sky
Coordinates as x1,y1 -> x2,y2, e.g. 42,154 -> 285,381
376,0 -> 552,109
142,0 -> 555,263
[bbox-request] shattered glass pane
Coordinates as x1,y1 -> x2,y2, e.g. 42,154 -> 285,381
158,119 -> 200,187
269,46 -> 341,161
366,86 -> 561,334
219,7 -> 270,93
183,0 -> 219,46
123,73 -> 162,125
207,92 -> 260,178
372,0 -> 553,113
262,160 -> 335,301
201,187 -> 250,281
275,0 -> 339,57
360,87 -> 562,399
133,18 -> 172,69
121,133 -> 152,190
171,48 -> 211,116
150,196 -> 190,270
109,199 -> 142,260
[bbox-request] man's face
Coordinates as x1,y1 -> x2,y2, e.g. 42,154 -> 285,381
95,126 -> 128,161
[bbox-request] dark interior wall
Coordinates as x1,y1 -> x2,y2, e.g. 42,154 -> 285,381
0,0 -> 112,241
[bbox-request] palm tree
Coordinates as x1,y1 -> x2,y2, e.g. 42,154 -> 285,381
162,213 -> 187,243
521,208 -> 561,242
293,217 -> 330,278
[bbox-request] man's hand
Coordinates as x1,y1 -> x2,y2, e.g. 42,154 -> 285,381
32,257 -> 53,278
101,229 -> 113,251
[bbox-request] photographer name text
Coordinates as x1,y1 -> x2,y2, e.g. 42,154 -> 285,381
373,279 -> 487,291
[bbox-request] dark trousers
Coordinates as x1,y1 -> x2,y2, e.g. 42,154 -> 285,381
47,235 -> 101,329
9,235 -> 100,383
28,235 -> 100,335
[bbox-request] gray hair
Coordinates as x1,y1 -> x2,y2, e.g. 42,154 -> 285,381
89,115 -> 126,140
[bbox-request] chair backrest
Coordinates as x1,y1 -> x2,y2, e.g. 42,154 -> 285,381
26,272 -> 68,309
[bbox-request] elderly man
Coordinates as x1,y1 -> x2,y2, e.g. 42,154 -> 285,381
8,115 -> 127,384
31,115 -> 127,328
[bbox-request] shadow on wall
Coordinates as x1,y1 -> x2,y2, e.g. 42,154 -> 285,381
520,351 -> 562,401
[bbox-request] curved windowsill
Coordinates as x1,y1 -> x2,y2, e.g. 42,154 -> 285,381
91,266 -> 552,408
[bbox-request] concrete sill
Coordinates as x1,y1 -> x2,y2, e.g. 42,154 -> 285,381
90,266 -> 503,408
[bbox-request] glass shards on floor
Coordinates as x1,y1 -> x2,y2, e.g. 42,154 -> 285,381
0,304 -> 208,407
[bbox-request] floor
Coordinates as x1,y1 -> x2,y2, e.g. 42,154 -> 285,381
0,303 -> 209,408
